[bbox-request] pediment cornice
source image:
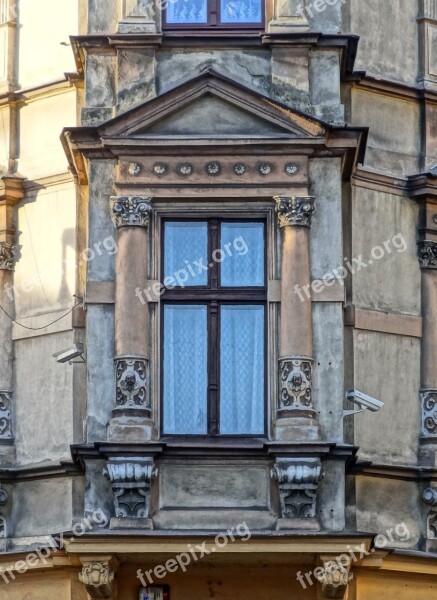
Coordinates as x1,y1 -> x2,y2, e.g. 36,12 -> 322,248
61,69 -> 367,184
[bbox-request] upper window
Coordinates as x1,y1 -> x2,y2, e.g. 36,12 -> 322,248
161,219 -> 266,436
164,0 -> 264,29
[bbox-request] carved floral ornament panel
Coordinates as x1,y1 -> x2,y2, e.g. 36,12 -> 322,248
121,158 -> 305,183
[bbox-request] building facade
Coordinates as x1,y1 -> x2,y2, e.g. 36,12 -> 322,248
0,0 -> 437,598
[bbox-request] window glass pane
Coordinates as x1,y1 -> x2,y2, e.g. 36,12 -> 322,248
220,0 -> 262,23
163,305 -> 208,434
220,222 -> 264,287
166,0 -> 208,23
164,222 -> 208,287
220,305 -> 264,434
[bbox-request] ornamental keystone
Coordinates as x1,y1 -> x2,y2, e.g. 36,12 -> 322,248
111,196 -> 152,228
274,196 -> 315,228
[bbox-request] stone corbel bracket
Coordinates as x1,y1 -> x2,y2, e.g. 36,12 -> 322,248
271,457 -> 322,530
315,553 -> 353,600
104,458 -> 157,530
79,556 -> 119,600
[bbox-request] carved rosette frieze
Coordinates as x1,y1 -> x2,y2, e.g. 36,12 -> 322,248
418,240 -> 437,269
278,357 -> 313,412
0,392 -> 13,440
104,459 -> 157,521
79,561 -> 116,599
421,389 -> 437,438
274,196 -> 315,228
111,196 -> 152,228
114,356 -> 150,417
271,458 -> 321,520
0,242 -> 15,271
316,556 -> 352,600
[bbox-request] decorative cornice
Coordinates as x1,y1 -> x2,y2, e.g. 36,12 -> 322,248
418,241 -> 437,269
274,196 -> 315,228
0,243 -> 14,270
111,196 -> 152,228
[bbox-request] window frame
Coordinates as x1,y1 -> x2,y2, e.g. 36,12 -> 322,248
163,0 -> 265,31
160,216 -> 268,438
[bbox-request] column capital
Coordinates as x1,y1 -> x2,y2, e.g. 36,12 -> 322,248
0,243 -> 14,271
418,240 -> 437,269
274,196 -> 315,228
111,196 -> 152,228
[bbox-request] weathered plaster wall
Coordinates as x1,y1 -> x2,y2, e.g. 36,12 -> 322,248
17,0 -> 78,90
18,91 -> 77,180
11,477 -> 74,537
351,90 -> 421,176
353,331 -> 421,466
14,331 -> 75,465
345,0 -> 419,86
14,183 -> 76,318
352,188 -> 421,315
356,476 -> 421,548
156,49 -> 272,96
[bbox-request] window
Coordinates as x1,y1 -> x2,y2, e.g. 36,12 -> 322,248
164,0 -> 264,29
162,218 -> 266,436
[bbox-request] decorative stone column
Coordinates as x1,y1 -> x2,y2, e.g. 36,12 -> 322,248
107,196 -> 153,442
268,0 -> 309,33
0,176 -> 24,459
274,196 -> 320,441
418,240 -> 437,465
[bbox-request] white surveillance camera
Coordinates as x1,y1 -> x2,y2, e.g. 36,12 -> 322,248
53,343 -> 85,364
345,390 -> 384,413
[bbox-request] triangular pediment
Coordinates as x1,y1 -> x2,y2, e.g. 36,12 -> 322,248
98,69 -> 327,140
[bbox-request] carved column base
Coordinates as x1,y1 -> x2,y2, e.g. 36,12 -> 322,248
268,18 -> 309,33
268,0 -> 309,32
107,356 -> 153,442
419,389 -> 437,466
272,457 -> 322,530
315,554 -> 352,600
104,458 -> 157,530
79,556 -> 119,600
107,414 -> 153,443
275,357 -> 320,441
275,415 -> 320,442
